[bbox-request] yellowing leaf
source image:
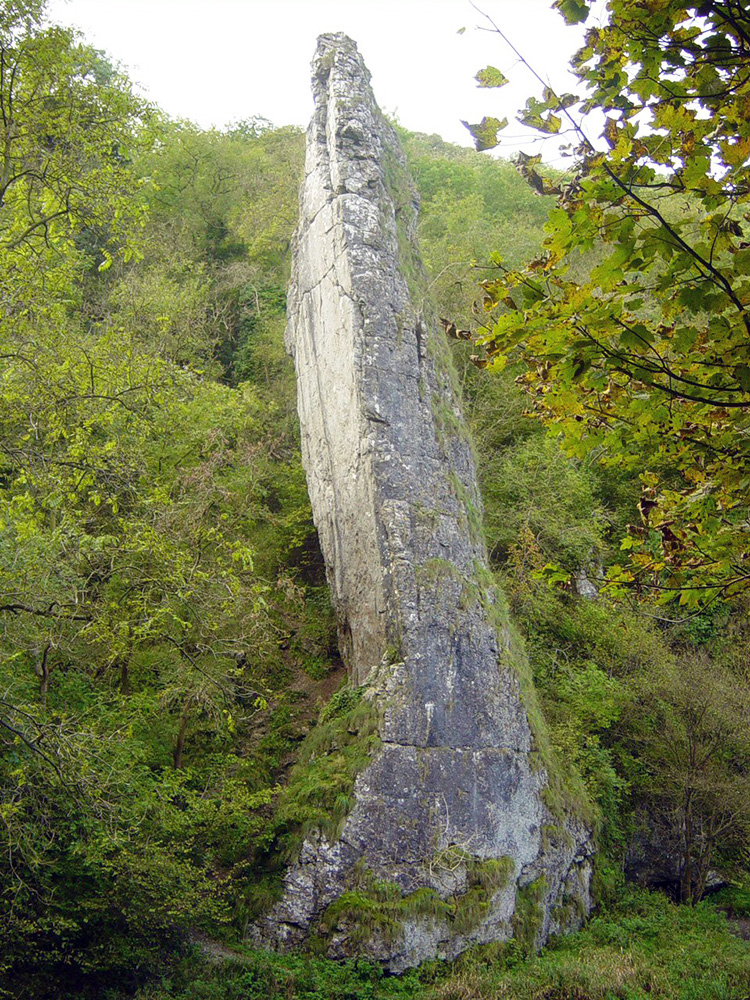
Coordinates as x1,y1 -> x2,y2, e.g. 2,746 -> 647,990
461,116 -> 508,151
475,65 -> 509,88
720,135 -> 750,168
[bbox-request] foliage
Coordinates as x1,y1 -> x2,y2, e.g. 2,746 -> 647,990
471,0 -> 750,606
133,949 -> 423,1000
627,652 -> 750,902
127,888 -> 749,1000
399,128 -> 552,325
0,5 -> 149,287
481,428 -> 607,569
457,343 -> 749,886
1,2 -> 748,994
258,685 -> 381,870
0,5 -> 321,994
404,113 -> 750,910
429,885 -> 750,1000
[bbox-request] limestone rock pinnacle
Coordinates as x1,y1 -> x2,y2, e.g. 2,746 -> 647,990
252,32 -> 594,970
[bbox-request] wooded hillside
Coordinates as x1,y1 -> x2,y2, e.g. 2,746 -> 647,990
0,3 -> 748,998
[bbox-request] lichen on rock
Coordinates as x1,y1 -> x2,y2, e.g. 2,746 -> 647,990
250,32 -> 594,971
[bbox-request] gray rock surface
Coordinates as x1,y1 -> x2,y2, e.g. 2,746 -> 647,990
252,33 -> 594,970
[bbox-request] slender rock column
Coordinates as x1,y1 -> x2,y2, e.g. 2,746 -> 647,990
254,33 -> 594,970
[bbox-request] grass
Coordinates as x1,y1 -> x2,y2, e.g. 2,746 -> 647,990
129,886 -> 749,1000
430,887 -> 750,1000
316,855 -> 515,950
131,951 -> 422,1000
258,685 -> 381,866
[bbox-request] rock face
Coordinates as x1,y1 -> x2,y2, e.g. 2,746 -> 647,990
253,33 -> 594,970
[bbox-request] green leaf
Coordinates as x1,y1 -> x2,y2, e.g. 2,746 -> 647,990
475,66 -> 509,89
518,97 -> 562,134
553,0 -> 589,24
461,116 -> 509,151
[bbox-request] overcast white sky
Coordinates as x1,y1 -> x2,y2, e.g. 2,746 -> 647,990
46,0 -> 596,163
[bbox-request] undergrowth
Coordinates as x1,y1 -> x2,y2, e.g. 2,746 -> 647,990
130,887 -> 749,1000
240,684 -> 382,924
272,685 -> 381,854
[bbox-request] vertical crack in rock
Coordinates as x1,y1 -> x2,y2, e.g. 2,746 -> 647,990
252,33 -> 594,970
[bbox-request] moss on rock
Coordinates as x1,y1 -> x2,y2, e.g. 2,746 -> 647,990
317,854 -> 515,951
273,685 -> 381,859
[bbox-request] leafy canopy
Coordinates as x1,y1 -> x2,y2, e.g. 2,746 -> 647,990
471,0 -> 750,607
0,5 -> 317,992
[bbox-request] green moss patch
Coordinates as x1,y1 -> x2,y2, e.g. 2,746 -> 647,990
511,876 -> 547,956
319,879 -> 451,949
318,855 -> 515,951
450,856 -> 515,935
272,685 -> 381,859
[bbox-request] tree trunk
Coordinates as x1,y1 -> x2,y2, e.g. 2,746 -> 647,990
120,657 -> 130,696
172,709 -> 190,769
35,644 -> 52,705
680,788 -> 695,903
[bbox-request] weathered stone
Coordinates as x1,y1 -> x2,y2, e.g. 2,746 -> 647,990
251,32 -> 594,970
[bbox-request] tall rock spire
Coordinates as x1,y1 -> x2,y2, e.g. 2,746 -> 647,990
253,33 -> 594,970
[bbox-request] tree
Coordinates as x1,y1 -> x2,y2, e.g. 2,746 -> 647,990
470,1 -> 750,607
0,3 -> 149,282
629,652 -> 750,902
0,11 -> 289,988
